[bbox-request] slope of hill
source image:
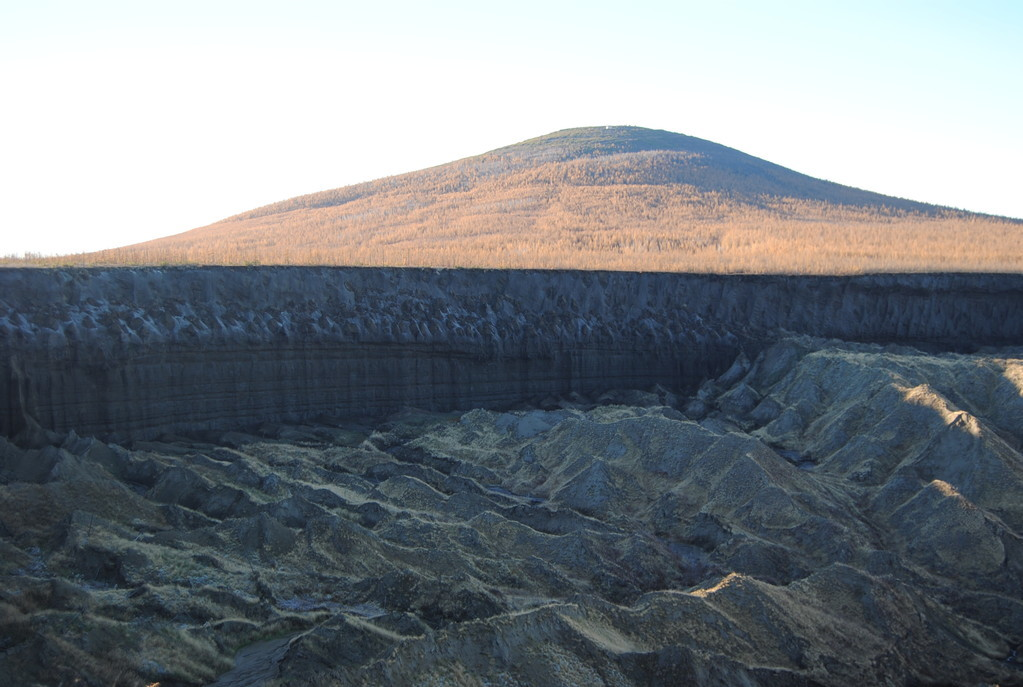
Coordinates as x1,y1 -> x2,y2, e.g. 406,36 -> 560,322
37,126 -> 1023,273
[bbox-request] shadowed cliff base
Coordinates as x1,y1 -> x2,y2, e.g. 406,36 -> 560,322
1,338 -> 1021,686
3,267 -> 1023,442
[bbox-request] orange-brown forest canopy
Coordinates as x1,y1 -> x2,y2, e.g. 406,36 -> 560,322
14,126 -> 1022,273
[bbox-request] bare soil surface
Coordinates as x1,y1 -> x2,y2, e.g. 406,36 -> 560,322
2,338 -> 1022,685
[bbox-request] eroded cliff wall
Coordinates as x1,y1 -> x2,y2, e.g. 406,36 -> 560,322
2,267 -> 1021,439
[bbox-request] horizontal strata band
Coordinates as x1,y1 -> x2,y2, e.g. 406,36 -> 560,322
2,267 -> 1022,439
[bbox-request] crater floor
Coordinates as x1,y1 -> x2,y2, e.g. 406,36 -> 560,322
1,338 -> 1022,686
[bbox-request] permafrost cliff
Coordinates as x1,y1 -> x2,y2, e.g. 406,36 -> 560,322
3,267 -> 1023,440
3,266 -> 1023,686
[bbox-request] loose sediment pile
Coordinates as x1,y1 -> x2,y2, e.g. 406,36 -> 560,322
3,267 -> 1023,685
0,338 -> 1021,685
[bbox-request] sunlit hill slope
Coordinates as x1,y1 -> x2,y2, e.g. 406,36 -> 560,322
61,126 -> 1022,273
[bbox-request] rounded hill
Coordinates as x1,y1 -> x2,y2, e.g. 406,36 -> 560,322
59,126 -> 1023,273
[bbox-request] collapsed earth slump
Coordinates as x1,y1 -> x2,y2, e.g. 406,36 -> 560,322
1,337 -> 1023,685
2,267 -> 1023,440
2,267 -> 1023,686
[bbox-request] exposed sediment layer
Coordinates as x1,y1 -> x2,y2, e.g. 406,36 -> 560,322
2,267 -> 1022,439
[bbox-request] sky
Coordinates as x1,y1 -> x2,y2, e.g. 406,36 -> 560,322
1,0 -> 1021,256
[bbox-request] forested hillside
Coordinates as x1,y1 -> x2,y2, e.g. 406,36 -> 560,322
17,127 -> 1022,273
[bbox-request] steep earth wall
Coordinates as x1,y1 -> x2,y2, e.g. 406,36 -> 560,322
2,267 -> 1022,439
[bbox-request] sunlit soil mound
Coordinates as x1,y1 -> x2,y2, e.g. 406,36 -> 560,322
1,340 -> 1022,685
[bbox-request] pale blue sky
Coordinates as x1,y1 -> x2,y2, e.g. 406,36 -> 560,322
2,0 -> 1020,255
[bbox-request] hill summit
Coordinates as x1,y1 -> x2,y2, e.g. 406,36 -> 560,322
69,126 -> 1021,273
